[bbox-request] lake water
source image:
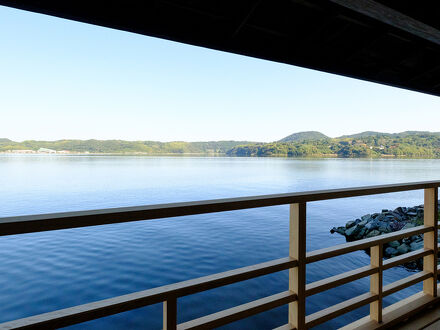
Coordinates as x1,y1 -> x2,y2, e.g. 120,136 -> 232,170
0,155 -> 439,329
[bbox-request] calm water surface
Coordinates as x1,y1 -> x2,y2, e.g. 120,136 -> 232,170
0,156 -> 438,329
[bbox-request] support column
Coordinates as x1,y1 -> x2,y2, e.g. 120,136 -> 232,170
163,298 -> 177,330
289,203 -> 306,330
370,244 -> 383,322
423,188 -> 438,297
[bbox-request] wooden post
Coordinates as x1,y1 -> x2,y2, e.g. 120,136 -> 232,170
163,298 -> 177,330
423,188 -> 438,297
289,203 -> 306,330
370,244 -> 383,322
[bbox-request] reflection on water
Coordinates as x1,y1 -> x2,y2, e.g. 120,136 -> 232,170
0,156 -> 437,328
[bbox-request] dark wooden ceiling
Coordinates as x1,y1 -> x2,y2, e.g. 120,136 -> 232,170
1,0 -> 440,97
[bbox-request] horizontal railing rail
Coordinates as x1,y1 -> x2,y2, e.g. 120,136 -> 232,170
0,257 -> 297,330
306,225 -> 433,263
0,180 -> 439,329
0,180 -> 439,236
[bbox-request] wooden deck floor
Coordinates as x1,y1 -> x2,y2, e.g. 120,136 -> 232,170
393,301 -> 440,330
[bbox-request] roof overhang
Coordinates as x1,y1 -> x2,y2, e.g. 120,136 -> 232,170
1,0 -> 440,96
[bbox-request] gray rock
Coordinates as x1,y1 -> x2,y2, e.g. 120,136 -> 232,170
371,219 -> 379,228
345,224 -> 361,237
358,219 -> 368,227
405,261 -> 418,270
376,214 -> 386,221
361,214 -> 371,221
397,244 -> 409,254
410,241 -> 423,251
345,220 -> 356,229
366,230 -> 380,238
336,227 -> 346,235
385,247 -> 398,257
394,207 -> 403,213
402,222 -> 415,230
378,224 -> 390,233
356,227 -> 367,239
388,240 -> 400,248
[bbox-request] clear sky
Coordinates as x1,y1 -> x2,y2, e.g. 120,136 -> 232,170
1,5 -> 440,142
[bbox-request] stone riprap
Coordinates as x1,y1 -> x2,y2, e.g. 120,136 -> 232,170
330,203 -> 440,270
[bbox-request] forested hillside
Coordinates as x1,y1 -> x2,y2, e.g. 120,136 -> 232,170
3,131 -> 440,158
0,139 -> 252,154
227,132 -> 440,158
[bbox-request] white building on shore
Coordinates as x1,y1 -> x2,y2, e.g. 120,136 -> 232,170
37,148 -> 56,154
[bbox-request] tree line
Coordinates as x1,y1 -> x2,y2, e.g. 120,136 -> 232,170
226,134 -> 440,158
2,133 -> 440,158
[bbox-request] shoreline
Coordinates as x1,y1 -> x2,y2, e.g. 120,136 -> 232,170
2,152 -> 440,160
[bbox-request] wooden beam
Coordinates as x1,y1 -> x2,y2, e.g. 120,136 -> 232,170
305,292 -> 378,328
423,188 -> 438,297
0,257 -> 295,329
0,180 -> 439,236
272,325 -> 292,330
340,287 -> 440,329
383,271 -> 432,297
306,225 -> 432,263
289,203 -> 306,330
231,0 -> 262,38
382,248 -> 432,270
0,181 -> 439,329
164,298 -> 177,330
329,0 -> 440,46
306,265 -> 377,297
370,244 -> 382,322
177,291 -> 296,330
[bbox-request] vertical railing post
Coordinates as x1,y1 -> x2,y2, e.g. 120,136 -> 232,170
289,203 -> 306,330
163,298 -> 177,330
370,244 -> 383,323
423,187 -> 438,297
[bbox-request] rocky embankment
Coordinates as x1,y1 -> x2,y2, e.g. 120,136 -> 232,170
330,203 -> 440,270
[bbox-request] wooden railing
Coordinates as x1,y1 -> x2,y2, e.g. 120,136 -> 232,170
0,180 -> 439,329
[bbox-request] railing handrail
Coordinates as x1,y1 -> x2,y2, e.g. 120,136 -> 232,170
0,257 -> 297,330
0,181 -> 439,329
0,180 -> 439,236
306,225 -> 433,263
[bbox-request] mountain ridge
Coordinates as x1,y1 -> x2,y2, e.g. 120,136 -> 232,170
278,131 -> 329,142
337,131 -> 440,139
277,130 -> 440,141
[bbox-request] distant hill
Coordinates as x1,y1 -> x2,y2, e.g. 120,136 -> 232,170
0,139 -> 255,154
339,131 -> 440,139
397,131 -> 440,137
278,131 -> 328,142
227,131 -> 440,158
5,131 -> 440,158
338,131 -> 390,138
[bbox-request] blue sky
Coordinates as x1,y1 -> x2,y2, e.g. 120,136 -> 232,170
1,5 -> 440,142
